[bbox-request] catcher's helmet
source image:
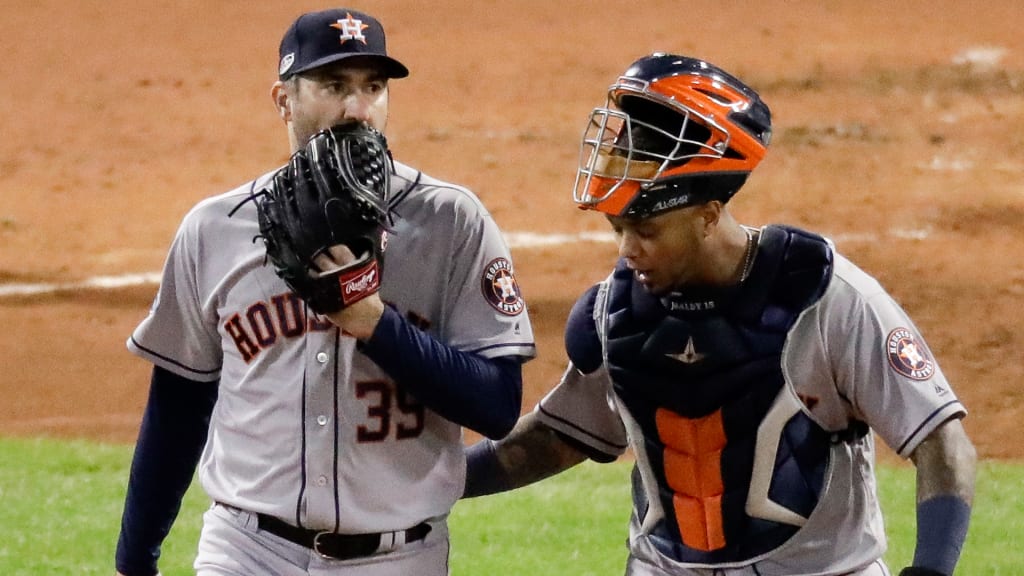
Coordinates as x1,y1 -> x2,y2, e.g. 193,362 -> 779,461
573,53 -> 771,217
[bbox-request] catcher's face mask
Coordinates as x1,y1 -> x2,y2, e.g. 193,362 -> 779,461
572,54 -> 771,218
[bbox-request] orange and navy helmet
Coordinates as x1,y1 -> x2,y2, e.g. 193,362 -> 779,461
572,53 -> 771,217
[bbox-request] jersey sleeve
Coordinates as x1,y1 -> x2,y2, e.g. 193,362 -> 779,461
127,207 -> 223,381
535,284 -> 627,459
438,192 -> 535,360
824,257 -> 966,458
535,363 -> 628,460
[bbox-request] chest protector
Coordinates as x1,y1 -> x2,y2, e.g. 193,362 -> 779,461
604,225 -> 833,563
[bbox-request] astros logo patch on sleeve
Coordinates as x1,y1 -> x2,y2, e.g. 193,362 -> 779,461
886,327 -> 935,380
482,257 -> 525,315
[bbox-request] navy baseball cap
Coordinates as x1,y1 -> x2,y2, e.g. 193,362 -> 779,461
278,9 -> 409,80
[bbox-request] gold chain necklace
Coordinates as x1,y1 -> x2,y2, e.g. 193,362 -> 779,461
739,227 -> 757,283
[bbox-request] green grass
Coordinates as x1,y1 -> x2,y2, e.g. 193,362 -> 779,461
0,438 -> 205,576
0,437 -> 1019,575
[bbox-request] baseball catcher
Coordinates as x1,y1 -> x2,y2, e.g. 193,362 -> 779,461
255,122 -> 391,314
462,52 -> 975,576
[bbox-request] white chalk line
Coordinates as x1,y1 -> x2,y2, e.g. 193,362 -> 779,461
0,272 -> 163,298
0,229 -> 927,298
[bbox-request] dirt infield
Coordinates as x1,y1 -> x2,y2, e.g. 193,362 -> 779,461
2,1 -> 1022,460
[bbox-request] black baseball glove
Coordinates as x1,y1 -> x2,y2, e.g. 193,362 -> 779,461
255,123 -> 391,315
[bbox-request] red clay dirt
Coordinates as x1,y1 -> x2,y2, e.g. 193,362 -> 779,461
1,1 -> 1022,461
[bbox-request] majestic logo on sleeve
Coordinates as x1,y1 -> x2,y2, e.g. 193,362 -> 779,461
482,257 -> 525,315
886,327 -> 935,380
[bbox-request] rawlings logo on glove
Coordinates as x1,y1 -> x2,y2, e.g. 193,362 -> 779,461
340,260 -> 380,302
254,123 -> 391,315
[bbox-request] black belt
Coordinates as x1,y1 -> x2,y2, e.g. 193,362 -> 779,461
256,513 -> 431,560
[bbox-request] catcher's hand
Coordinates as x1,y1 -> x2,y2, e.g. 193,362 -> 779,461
256,123 -> 391,315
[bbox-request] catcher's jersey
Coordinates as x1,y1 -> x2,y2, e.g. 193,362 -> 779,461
537,226 -> 964,575
129,160 -> 536,532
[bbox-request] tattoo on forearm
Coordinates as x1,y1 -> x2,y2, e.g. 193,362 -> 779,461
496,421 -> 586,488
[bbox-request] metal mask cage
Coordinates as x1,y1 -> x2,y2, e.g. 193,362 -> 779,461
572,78 -> 733,209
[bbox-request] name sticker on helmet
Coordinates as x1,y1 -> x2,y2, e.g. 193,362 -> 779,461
650,194 -> 692,213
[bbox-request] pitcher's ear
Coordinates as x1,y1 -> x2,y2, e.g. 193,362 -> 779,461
271,81 -> 290,121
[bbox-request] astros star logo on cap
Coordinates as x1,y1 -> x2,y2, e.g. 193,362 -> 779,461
330,13 -> 369,44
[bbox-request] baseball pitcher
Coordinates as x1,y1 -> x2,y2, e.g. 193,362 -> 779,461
114,8 -> 535,576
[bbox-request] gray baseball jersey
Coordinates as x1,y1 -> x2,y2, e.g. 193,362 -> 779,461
129,160 -> 535,533
537,244 -> 964,575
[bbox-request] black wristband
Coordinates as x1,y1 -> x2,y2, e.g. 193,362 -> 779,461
899,567 -> 946,576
